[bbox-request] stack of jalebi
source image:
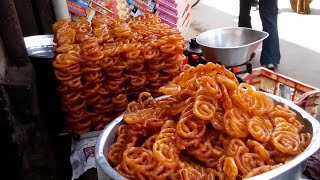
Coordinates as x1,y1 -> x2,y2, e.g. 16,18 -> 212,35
52,14 -> 185,134
53,19 -> 91,134
107,62 -> 311,179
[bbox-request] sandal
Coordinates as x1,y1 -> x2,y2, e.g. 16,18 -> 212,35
266,64 -> 276,70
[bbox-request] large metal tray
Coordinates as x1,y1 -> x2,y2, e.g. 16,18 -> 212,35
95,93 -> 320,180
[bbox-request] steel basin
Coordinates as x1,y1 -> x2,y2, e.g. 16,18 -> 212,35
196,27 -> 269,67
95,93 -> 320,180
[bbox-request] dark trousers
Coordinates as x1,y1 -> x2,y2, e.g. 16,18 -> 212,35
239,0 -> 281,66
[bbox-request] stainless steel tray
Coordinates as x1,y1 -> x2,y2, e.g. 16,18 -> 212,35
95,93 -> 320,180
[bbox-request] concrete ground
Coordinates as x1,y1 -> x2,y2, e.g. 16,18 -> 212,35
186,0 -> 320,88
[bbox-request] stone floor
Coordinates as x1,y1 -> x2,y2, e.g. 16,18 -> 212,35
186,0 -> 320,88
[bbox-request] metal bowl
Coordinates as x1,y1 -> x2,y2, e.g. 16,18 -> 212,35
24,35 -> 55,58
196,27 -> 269,67
95,93 -> 320,180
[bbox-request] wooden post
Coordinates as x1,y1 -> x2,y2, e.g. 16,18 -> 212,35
34,0 -> 56,34
52,0 -> 71,20
0,0 -> 29,67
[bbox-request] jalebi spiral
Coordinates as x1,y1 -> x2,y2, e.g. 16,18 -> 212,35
52,14 -> 185,134
107,62 -> 311,179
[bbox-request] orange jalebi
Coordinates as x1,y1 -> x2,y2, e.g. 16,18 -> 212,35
53,14 -> 185,134
106,62 -> 311,179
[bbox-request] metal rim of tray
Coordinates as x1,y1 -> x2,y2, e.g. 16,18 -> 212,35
24,35 -> 55,58
95,93 -> 320,180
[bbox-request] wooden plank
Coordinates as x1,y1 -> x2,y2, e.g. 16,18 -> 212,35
13,0 -> 39,36
34,0 -> 56,34
0,0 -> 29,67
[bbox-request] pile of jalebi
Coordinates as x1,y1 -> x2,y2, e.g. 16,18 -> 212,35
107,63 -> 311,179
52,14 -> 186,134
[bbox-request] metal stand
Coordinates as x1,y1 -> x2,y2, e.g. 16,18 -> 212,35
184,38 -> 255,84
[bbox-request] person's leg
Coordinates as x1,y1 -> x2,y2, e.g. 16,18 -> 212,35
259,0 -> 281,67
239,0 -> 252,28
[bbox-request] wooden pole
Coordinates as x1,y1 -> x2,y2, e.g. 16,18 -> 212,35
0,0 -> 29,67
52,0 -> 70,20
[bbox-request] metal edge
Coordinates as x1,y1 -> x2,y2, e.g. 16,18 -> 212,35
95,93 -> 320,180
24,34 -> 54,40
196,27 -> 269,49
95,114 -> 126,180
24,35 -> 54,46
24,35 -> 55,58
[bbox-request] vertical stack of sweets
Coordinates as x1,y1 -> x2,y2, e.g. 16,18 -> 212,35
52,14 -> 186,134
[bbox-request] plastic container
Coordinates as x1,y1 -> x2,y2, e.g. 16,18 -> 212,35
243,67 -> 320,118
